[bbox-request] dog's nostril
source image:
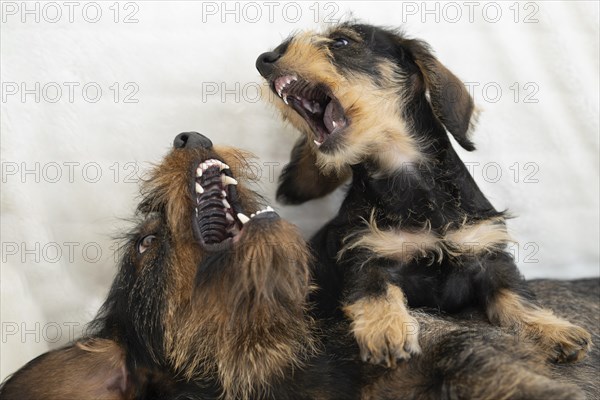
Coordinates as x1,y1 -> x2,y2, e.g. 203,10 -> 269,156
261,51 -> 281,64
256,51 -> 281,76
173,132 -> 213,150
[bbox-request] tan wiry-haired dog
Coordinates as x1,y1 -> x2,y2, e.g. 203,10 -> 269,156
256,22 -> 592,368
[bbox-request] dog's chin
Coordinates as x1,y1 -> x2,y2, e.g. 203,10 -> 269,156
190,158 -> 277,252
271,75 -> 349,151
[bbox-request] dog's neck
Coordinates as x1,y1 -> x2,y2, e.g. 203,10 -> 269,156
169,252 -> 314,399
347,138 -> 495,229
209,295 -> 314,400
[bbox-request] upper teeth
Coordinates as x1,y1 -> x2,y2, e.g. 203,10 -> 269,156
275,75 -> 297,99
196,159 -> 229,177
195,159 -> 234,194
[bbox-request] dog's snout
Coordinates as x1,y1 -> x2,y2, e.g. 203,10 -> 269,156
173,132 -> 213,150
256,51 -> 281,77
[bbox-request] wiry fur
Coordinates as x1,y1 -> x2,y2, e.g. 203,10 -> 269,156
256,22 -> 592,367
167,224 -> 315,398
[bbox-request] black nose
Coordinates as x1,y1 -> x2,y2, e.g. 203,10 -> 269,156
256,51 -> 281,77
173,132 -> 213,149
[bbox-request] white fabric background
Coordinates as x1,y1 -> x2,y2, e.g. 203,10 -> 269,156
1,1 -> 598,380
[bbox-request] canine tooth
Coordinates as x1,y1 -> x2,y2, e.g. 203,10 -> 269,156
222,176 -> 238,186
220,163 -> 230,171
226,213 -> 234,222
237,213 -> 250,224
196,167 -> 203,177
332,120 -> 337,128
222,199 -> 231,209
314,140 -> 322,147
222,190 -> 227,197
195,183 -> 204,194
283,94 -> 289,105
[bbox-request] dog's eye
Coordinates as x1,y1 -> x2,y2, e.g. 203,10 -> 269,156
138,235 -> 156,254
331,38 -> 350,49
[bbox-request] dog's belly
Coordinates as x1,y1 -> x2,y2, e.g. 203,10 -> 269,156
397,260 -> 482,312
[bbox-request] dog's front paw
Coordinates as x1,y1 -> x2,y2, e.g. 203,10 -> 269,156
535,321 -> 592,363
344,285 -> 421,368
488,289 -> 593,364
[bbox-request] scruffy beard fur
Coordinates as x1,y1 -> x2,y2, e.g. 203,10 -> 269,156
1,132 -> 598,400
256,22 -> 592,369
166,225 -> 314,399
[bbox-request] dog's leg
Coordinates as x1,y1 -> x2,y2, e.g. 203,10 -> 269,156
277,136 -> 350,204
342,264 -> 421,367
479,254 -> 592,363
487,288 -> 592,363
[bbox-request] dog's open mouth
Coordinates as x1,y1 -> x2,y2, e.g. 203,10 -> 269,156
272,75 -> 348,147
191,159 -> 275,251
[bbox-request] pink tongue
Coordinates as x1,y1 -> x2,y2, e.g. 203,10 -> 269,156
323,100 -> 345,133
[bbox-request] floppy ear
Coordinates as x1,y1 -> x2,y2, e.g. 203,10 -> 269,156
277,136 -> 351,204
0,339 -> 133,400
408,40 -> 477,151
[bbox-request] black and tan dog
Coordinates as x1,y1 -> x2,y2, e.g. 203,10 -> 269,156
0,132 -> 597,399
256,23 -> 592,367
